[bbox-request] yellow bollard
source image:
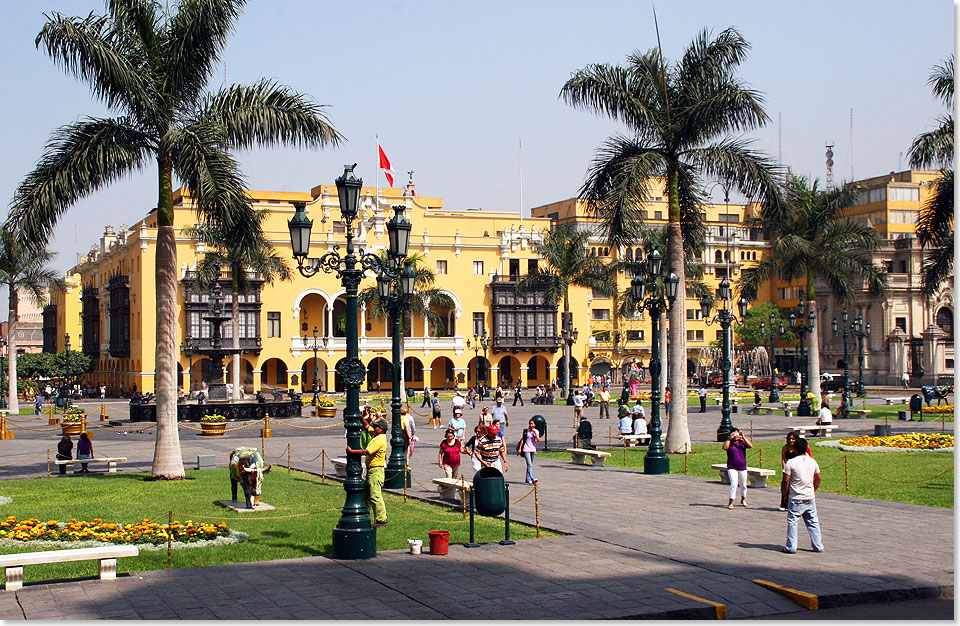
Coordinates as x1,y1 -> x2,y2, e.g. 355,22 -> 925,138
758,447 -> 763,469
0,412 -> 11,440
608,425 -> 612,449
534,481 -> 540,538
750,420 -> 753,440
48,404 -> 57,426
260,412 -> 271,438
461,475 -> 467,519
684,451 -> 688,474
80,414 -> 87,436
403,470 -> 408,503
100,402 -> 107,422
623,438 -> 627,466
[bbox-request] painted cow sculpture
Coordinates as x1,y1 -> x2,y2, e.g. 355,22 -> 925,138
229,447 -> 271,508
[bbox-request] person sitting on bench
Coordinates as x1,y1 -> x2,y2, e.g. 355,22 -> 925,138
577,416 -> 595,449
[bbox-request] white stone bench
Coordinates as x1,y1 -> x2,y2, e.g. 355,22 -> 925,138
884,397 -> 908,405
789,424 -> 838,437
847,409 -> 872,418
329,457 -> 347,478
745,406 -> 774,415
618,434 -> 651,447
710,463 -> 777,488
566,448 -> 612,466
432,477 -> 473,503
0,545 -> 139,591
780,401 -> 799,410
55,457 -> 127,473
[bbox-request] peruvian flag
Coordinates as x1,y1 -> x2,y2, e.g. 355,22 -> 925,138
378,144 -> 394,187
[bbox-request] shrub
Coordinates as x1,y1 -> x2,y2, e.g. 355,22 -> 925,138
200,414 -> 226,423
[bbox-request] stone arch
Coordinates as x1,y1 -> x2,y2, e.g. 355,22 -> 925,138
225,358 -> 255,391
301,357 -> 328,393
526,355 -> 550,386
467,356 -> 490,388
404,356 -> 425,388
260,358 -> 289,390
367,357 -> 392,391
936,307 -> 953,337
496,355 -> 522,386
589,356 -> 613,378
430,356 -> 455,390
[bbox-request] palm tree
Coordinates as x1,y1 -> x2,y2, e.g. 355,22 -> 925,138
7,1 -> 340,480
739,174 -> 889,407
359,252 -> 455,394
561,27 -> 780,453
0,228 -> 62,413
908,56 -> 953,294
183,211 -> 291,400
516,222 -> 617,398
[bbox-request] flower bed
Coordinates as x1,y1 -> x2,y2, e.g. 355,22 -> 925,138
819,432 -> 954,453
200,414 -> 226,423
921,404 -> 954,415
314,397 -> 335,408
0,515 -> 234,546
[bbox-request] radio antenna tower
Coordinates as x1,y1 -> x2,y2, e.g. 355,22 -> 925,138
825,142 -> 835,190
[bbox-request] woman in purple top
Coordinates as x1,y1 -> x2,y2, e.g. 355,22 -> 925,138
76,432 -> 94,474
517,419 -> 542,484
722,429 -> 752,509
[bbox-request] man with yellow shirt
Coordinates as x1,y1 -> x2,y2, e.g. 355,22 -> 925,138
346,418 -> 389,527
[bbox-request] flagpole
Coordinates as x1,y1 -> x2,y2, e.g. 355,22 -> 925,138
519,139 -> 524,228
376,134 -> 380,210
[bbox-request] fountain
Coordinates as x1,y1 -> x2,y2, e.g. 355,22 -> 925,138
130,282 -> 303,422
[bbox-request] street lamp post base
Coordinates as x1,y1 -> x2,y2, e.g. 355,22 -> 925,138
643,455 -> 670,475
383,468 -> 410,490
332,527 -> 377,560
716,429 -> 732,442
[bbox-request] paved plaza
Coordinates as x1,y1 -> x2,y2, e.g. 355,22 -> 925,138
0,391 -> 952,619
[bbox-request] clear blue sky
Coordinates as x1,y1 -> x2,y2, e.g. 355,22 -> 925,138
0,0 -> 952,277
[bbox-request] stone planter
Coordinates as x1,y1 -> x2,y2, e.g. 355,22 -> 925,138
315,406 -> 337,419
200,422 -> 227,436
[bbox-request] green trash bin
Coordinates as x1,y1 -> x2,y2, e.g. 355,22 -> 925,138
472,467 -> 506,517
531,414 -> 548,451
406,388 -> 415,399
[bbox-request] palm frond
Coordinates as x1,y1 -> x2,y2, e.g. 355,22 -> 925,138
166,0 -> 243,107
917,170 -> 953,247
921,241 -> 954,296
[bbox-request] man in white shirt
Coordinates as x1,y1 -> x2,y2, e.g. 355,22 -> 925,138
490,397 -> 509,432
451,392 -> 466,414
698,386 -> 708,413
631,405 -> 647,436
572,389 -> 586,425
781,438 -> 823,553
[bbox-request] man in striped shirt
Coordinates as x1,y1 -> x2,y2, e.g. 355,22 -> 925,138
474,426 -> 509,474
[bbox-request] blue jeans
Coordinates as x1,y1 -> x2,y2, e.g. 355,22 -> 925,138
523,452 -> 536,483
785,498 -> 823,552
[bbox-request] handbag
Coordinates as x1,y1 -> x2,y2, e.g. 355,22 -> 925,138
516,429 -> 527,456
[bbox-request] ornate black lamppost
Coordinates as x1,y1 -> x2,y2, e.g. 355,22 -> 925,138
700,278 -> 749,442
832,307 -> 853,398
303,326 -> 327,406
467,332 -> 489,396
760,313 -> 786,403
630,249 -> 678,475
851,313 -> 870,397
377,207 -> 415,490
789,301 -> 817,416
560,325 -> 579,403
288,164 -> 403,560
181,343 -> 193,394
64,334 -> 72,404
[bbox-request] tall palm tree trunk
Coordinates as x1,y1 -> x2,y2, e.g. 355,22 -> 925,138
6,287 -> 19,414
664,173 -> 691,454
659,309 -> 667,401
151,159 -> 185,479
803,273 -> 822,408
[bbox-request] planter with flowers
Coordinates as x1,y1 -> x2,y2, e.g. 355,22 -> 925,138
313,397 -> 337,419
200,414 -> 227,436
59,408 -> 86,435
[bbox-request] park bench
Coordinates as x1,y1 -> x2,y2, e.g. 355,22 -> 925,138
565,448 -> 612,466
55,457 -> 127,473
710,463 -> 777,488
883,397 -> 908,405
789,424 -> 837,438
745,406 -> 774,415
329,457 -> 347,478
618,434 -> 651,447
432,477 -> 472,503
847,409 -> 873,418
1,545 -> 139,591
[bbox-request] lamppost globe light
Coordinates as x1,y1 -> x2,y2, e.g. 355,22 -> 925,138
700,296 -> 712,319
832,318 -> 838,333
789,313 -> 797,329
630,275 -> 645,301
797,299 -> 806,316
718,278 -> 731,302
401,262 -> 416,296
387,206 -> 411,259
376,274 -> 391,299
313,326 -> 319,339
737,297 -> 749,319
648,249 -> 663,276
666,270 -> 679,302
287,201 -> 313,259
335,164 -> 361,222
842,307 -> 849,323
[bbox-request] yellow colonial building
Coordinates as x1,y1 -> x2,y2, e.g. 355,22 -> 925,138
45,169 -> 952,394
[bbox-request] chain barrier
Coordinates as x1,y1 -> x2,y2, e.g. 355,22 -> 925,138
844,456 -> 954,484
407,404 -> 433,418
510,485 -> 536,506
291,447 -> 327,463
170,508 -> 340,522
381,500 -> 468,525
8,423 -> 62,433
407,471 -> 436,493
262,440 -> 289,459
272,420 -> 342,430
178,419 -> 265,433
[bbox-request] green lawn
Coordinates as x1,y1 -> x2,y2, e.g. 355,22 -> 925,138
0,469 -> 555,583
540,439 -> 954,509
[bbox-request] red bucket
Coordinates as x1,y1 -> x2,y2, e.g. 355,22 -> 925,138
428,530 -> 449,555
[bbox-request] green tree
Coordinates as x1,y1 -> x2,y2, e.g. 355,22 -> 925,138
561,27 -> 780,453
734,301 -> 795,347
183,210 -> 292,400
739,174 -> 888,406
8,1 -> 340,479
0,227 -> 62,413
516,222 -> 617,397
908,55 -> 953,294
359,252 -> 455,393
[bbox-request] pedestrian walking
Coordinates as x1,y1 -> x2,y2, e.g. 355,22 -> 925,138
901,370 -> 910,388
490,397 -> 509,432
782,438 -> 823,553
430,392 -> 441,428
664,387 -> 671,416
722,428 -> 752,509
34,394 -> 43,416
572,388 -> 586,425
513,381 -> 524,406
597,387 -> 611,419
698,385 -> 708,413
438,429 -> 461,479
448,409 -> 466,443
462,425 -> 485,472
345,418 -> 389,527
478,406 -> 492,427
517,419 -> 541,483
421,386 -> 431,408
474,425 -> 508,474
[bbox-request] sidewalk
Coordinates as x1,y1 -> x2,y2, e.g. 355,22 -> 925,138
0,398 -> 952,619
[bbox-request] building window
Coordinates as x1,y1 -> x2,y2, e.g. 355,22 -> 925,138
592,309 -> 610,321
936,307 -> 953,337
898,260 -> 907,273
654,211 -> 663,220
626,330 -> 644,341
473,261 -> 484,275
686,309 -> 703,321
267,312 -> 281,338
686,330 -> 705,341
527,258 -> 538,273
947,359 -> 955,369
436,260 -> 448,274
716,330 -> 724,341
895,317 -> 907,332
472,312 -> 485,337
591,288 -> 610,299
889,187 -> 919,202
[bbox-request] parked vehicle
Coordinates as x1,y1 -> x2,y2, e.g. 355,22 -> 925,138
820,373 -> 846,392
751,376 -> 788,391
